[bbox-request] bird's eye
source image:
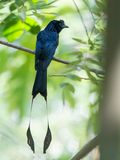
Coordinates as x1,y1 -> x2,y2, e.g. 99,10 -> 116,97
59,22 -> 62,26
59,21 -> 64,27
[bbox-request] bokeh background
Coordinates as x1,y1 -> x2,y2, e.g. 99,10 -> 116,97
0,0 -> 105,159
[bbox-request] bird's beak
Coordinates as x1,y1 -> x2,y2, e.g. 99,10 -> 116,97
63,24 -> 69,28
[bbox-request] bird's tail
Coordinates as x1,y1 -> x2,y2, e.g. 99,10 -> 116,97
32,67 -> 47,100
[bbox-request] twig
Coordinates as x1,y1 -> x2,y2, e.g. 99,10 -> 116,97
50,74 -> 90,80
0,40 -> 70,65
72,0 -> 90,41
71,135 -> 100,160
83,0 -> 95,23
0,40 -> 104,76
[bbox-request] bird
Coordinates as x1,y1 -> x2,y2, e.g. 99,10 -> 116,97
27,20 -> 68,154
32,19 -> 68,100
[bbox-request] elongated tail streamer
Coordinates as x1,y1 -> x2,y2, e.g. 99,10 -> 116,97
43,100 -> 52,153
26,97 -> 35,153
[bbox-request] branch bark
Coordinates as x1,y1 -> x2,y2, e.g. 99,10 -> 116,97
0,40 -> 70,65
71,135 -> 100,160
0,40 -> 104,78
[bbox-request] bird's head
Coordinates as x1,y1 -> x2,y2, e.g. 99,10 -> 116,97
45,20 -> 68,33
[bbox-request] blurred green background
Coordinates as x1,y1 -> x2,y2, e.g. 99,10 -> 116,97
0,0 -> 105,159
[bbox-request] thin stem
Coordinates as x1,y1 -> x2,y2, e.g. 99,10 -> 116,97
90,17 -> 101,38
72,0 -> 90,41
83,0 -> 95,23
50,74 -> 90,80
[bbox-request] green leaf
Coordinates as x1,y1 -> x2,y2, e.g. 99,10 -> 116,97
29,0 -> 56,10
60,83 -> 76,107
67,91 -> 75,107
15,0 -> 24,6
73,38 -> 87,44
86,71 -> 98,84
60,83 -> 75,93
3,20 -> 24,41
9,3 -> 17,11
2,13 -> 19,30
24,17 -> 40,34
29,25 -> 40,34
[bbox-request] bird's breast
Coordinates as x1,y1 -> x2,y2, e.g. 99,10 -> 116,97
37,30 -> 59,58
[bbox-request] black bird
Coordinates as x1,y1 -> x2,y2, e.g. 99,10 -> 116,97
27,20 -> 68,154
32,20 -> 68,100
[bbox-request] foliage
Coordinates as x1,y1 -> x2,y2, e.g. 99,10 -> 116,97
0,0 -> 106,159
0,0 -> 58,117
0,0 -> 57,41
0,0 -> 106,129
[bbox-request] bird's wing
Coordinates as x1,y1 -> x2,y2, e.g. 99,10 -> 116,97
35,32 -> 43,57
41,33 -> 58,69
35,31 -> 58,70
35,32 -> 43,70
41,44 -> 57,70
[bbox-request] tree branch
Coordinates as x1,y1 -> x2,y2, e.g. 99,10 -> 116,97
0,40 -> 70,65
50,74 -> 90,80
0,40 -> 104,77
71,135 -> 100,160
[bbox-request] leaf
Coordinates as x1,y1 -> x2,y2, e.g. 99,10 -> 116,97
43,124 -> 52,154
15,0 -> 24,6
26,125 -> 35,153
24,17 -> 40,34
60,83 -> 75,93
65,91 -> 75,108
73,38 -> 87,44
29,0 -> 56,10
96,0 -> 105,10
2,13 -> 19,30
9,3 -> 17,11
29,25 -> 40,34
60,83 -> 76,108
2,14 -> 24,41
86,71 -> 98,84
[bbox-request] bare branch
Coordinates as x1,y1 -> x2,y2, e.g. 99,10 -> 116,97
50,74 -> 90,80
0,40 -> 104,77
0,40 -> 70,65
71,135 -> 100,160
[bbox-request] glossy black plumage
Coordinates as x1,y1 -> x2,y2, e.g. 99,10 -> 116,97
27,20 -> 68,154
32,20 -> 68,100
